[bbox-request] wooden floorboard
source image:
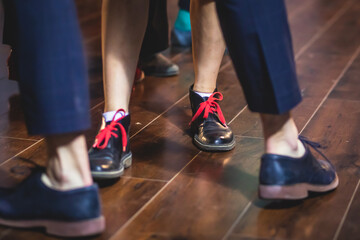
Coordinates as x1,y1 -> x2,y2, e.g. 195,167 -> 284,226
109,1 -> 360,236
231,0 -> 360,138
226,15 -> 360,240
0,137 -> 37,165
1,0 -> 360,239
325,52 -> 360,240
287,0 -> 353,54
229,95 -> 360,240
110,135 -> 261,240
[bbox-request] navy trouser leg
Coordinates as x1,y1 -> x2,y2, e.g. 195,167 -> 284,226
178,0 -> 190,11
2,0 -> 17,47
14,0 -> 90,135
140,0 -> 169,58
216,0 -> 302,114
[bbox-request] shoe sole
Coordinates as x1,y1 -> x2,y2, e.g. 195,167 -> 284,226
0,216 -> 105,237
258,174 -> 339,200
193,135 -> 236,152
91,153 -> 132,179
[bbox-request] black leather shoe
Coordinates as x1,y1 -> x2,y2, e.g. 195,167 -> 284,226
89,110 -> 132,179
139,53 -> 179,77
189,86 -> 235,151
259,136 -> 339,200
0,171 -> 105,237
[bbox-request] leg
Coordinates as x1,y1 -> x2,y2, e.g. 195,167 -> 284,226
172,0 -> 192,48
88,0 -> 149,179
191,0 -> 225,93
2,0 -> 19,80
0,0 -> 104,237
102,0 -> 149,113
2,0 -> 17,47
44,133 -> 93,190
140,0 -> 169,58
215,0 -> 338,199
188,0 -> 234,152
261,113 -> 304,157
139,0 -> 179,78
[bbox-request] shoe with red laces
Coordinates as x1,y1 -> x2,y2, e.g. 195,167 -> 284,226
189,86 -> 235,151
89,109 -> 132,179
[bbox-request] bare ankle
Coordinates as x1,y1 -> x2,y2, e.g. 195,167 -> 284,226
44,133 -> 93,191
261,113 -> 305,158
193,82 -> 216,93
265,138 -> 305,158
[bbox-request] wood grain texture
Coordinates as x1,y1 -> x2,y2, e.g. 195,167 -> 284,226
0,177 -> 166,240
329,52 -> 360,101
1,0 -> 360,239
231,0 -> 360,138
228,98 -> 360,240
227,21 -> 360,240
111,137 -> 262,240
121,67 -> 245,181
0,137 -> 37,165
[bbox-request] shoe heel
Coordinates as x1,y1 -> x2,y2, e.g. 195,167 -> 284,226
123,153 -> 132,168
46,216 -> 105,237
258,184 -> 308,200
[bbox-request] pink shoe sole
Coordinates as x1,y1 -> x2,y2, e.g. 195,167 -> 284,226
259,175 -> 339,200
0,215 -> 105,237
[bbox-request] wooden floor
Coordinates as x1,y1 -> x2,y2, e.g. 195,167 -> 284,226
0,0 -> 360,239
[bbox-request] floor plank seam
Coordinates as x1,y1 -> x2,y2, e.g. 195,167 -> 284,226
221,201 -> 253,240
287,0 -> 314,21
109,105 -> 247,239
120,176 -> 169,183
235,135 -> 263,140
2,2 -> 356,238
226,44 -> 360,240
109,151 -> 203,239
333,178 -> 360,240
130,94 -> 189,139
0,136 -> 38,142
206,5 -> 358,238
128,57 -> 232,140
294,0 -> 354,60
90,100 -> 105,111
300,45 -> 360,134
0,139 -> 44,168
228,106 -> 248,125
89,48 -> 192,140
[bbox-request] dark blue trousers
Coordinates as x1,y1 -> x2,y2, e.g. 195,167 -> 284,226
179,0 -> 190,11
140,0 -> 169,58
216,0 -> 302,114
11,0 -> 90,135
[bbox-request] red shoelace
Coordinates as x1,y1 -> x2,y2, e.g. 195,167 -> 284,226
92,109 -> 127,152
189,92 -> 226,126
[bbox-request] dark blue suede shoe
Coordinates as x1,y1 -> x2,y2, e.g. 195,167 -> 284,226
259,136 -> 338,200
0,171 -> 105,237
